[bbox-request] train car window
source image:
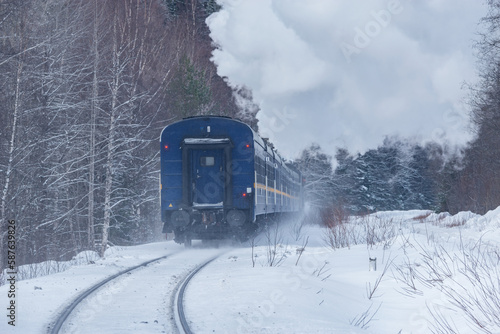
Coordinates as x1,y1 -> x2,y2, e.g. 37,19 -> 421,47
200,156 -> 215,166
267,162 -> 274,181
257,156 -> 265,184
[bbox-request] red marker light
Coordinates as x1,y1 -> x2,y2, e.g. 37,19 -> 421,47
242,193 -> 247,197
164,145 -> 169,150
245,144 -> 250,148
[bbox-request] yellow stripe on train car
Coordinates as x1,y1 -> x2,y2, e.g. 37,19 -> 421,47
253,183 -> 298,199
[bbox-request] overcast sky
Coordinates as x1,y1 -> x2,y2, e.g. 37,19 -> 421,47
207,0 -> 488,159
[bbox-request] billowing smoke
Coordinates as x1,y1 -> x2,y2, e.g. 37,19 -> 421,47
207,0 -> 486,158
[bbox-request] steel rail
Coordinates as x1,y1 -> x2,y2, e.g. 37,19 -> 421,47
175,255 -> 221,334
49,254 -> 171,334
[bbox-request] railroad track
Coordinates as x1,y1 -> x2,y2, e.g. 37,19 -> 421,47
48,249 -> 225,334
172,255 -> 222,334
48,254 -> 172,334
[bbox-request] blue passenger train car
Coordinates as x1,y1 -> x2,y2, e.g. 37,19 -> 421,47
160,116 -> 303,245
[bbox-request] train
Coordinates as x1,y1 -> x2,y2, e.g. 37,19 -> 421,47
160,116 -> 303,246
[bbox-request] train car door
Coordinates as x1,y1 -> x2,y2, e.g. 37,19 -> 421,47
191,149 -> 225,206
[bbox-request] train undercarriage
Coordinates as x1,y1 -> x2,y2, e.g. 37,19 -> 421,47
164,209 -> 296,247
163,208 -> 258,246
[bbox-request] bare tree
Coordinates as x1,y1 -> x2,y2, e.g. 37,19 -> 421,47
442,0 -> 500,214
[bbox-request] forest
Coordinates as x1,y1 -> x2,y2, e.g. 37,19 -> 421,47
0,0 -> 259,269
1,0 -> 500,270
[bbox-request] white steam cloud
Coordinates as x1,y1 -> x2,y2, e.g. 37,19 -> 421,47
207,0 -> 486,158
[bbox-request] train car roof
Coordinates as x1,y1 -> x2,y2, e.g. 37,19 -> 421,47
160,115 -> 289,164
160,115 -> 254,139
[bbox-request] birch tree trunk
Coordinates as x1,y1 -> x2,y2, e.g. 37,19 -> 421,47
88,0 -> 100,250
0,58 -> 23,270
100,5 -> 120,257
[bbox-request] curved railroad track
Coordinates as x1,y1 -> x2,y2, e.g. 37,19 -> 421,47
48,248 -> 226,334
172,254 -> 223,334
48,254 -> 172,334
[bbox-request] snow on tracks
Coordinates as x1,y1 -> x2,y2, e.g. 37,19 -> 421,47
48,247 -> 226,334
172,253 -> 227,334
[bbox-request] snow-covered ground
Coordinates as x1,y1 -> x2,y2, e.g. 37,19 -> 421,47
2,208 -> 500,333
